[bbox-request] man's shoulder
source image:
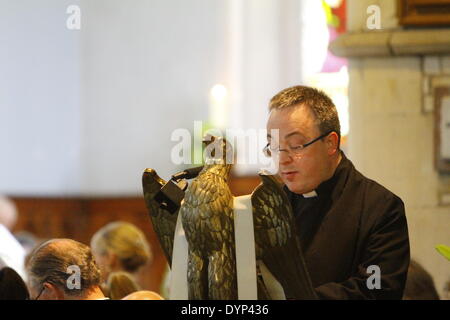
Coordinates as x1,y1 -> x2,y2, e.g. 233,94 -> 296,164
342,161 -> 407,238
347,160 -> 405,211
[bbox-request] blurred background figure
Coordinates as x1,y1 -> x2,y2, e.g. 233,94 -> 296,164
0,266 -> 29,300
403,259 -> 440,300
90,221 -> 153,290
0,196 -> 17,230
106,271 -> 140,300
14,231 -> 39,257
26,238 -> 106,300
122,290 -> 164,300
443,279 -> 450,300
0,196 -> 27,280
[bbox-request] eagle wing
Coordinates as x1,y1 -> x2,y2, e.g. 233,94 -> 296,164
252,174 -> 317,299
142,168 -> 178,267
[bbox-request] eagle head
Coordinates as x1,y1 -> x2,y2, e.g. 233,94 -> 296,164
202,134 -> 233,165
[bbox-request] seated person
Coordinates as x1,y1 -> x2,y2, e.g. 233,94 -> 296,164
26,239 -> 106,300
403,259 -> 440,300
91,221 -> 152,289
0,266 -> 29,300
106,271 -> 140,300
0,196 -> 26,280
444,279 -> 450,300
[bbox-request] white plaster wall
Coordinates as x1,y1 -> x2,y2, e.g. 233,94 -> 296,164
0,0 -> 81,195
232,0 -> 303,175
79,0 -> 227,195
1,0 -> 303,195
0,0 -> 227,196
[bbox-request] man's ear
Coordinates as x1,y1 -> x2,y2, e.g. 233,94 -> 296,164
326,132 -> 340,155
42,283 -> 65,300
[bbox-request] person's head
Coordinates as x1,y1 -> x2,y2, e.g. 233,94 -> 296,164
106,271 -> 140,300
122,290 -> 164,300
26,239 -> 103,300
266,86 -> 341,194
90,222 -> 152,279
403,259 -> 440,300
0,196 -> 18,230
0,267 -> 29,300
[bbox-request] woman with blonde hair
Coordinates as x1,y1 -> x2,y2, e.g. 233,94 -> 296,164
90,221 -> 152,293
106,271 -> 140,300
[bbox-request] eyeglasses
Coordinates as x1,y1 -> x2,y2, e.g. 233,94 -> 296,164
263,131 -> 332,158
34,285 -> 46,300
34,278 -> 51,300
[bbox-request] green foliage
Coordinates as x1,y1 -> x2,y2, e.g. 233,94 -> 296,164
436,244 -> 450,261
321,0 -> 340,28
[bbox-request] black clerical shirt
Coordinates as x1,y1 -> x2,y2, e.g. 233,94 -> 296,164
285,152 -> 410,299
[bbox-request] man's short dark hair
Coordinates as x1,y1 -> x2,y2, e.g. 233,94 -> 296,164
27,239 -> 101,297
269,86 -> 341,147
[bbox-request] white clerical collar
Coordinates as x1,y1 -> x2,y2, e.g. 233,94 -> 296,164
302,190 -> 318,198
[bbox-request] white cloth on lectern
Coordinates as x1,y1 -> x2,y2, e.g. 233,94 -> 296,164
169,213 -> 189,300
233,195 -> 257,299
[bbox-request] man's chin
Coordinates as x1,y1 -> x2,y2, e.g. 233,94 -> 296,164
284,183 -> 307,195
284,180 -> 319,194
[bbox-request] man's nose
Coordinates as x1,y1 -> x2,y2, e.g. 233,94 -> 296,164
278,150 -> 293,165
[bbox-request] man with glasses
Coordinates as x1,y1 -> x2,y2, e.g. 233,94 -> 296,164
265,85 -> 410,299
27,239 -> 107,300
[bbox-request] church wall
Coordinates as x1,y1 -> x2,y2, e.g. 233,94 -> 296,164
79,0 -> 229,196
0,0 -> 228,196
0,0 -> 82,195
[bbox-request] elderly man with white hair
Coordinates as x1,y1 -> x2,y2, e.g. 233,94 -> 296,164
0,196 -> 26,280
